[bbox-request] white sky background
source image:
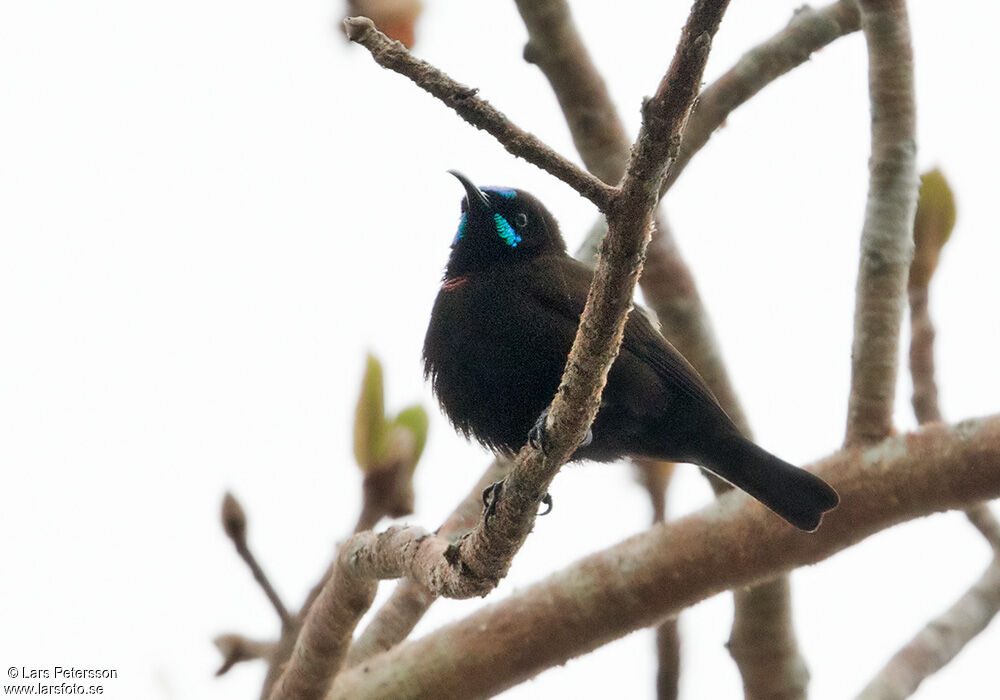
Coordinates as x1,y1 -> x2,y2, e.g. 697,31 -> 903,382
1,1 -> 998,698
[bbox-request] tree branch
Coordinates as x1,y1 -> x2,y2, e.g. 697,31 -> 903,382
618,0 -> 729,210
512,0 -> 759,439
729,577 -> 809,699
214,634 -> 276,677
636,459 -> 681,700
660,0 -> 862,196
844,0 -> 919,447
857,168 -> 1000,699
578,0 -> 863,279
855,512 -> 1000,700
344,457 -> 511,667
221,492 -> 293,629
271,8 -> 731,697
328,415 -> 1000,700
343,17 -> 615,210
967,503 -> 1000,551
515,3 -> 823,697
513,0 -> 630,186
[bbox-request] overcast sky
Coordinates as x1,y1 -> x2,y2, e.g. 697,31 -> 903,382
2,2 -> 998,698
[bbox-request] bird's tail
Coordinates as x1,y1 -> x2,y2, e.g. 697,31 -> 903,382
699,433 -> 839,531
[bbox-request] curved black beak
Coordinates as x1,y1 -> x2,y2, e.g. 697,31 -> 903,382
447,170 -> 491,216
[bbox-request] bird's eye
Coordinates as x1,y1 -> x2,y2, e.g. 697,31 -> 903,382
514,212 -> 528,227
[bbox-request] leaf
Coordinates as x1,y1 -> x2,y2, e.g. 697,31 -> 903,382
391,405 -> 429,465
911,168 -> 957,288
353,354 -> 386,472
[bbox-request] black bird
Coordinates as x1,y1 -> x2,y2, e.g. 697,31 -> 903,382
423,171 -> 839,531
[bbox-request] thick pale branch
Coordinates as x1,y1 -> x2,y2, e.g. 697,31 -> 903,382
845,0 -> 919,446
328,415 -> 1000,700
343,17 -> 614,209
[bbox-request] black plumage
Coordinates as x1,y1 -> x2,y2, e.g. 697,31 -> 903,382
423,171 -> 838,531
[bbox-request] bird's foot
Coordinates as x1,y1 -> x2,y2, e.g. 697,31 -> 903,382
528,409 -> 592,454
481,481 -> 553,523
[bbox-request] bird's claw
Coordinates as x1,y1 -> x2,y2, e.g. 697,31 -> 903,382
528,409 -> 550,453
538,493 -> 553,516
482,481 -> 503,524
529,409 -> 593,453
482,481 -> 553,521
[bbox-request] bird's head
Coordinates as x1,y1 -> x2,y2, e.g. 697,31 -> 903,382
443,170 -> 567,278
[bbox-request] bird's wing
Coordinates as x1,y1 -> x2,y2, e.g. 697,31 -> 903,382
620,299 -> 730,418
519,255 -> 730,420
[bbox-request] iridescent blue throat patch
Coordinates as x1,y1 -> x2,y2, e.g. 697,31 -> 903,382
493,213 -> 521,247
452,212 -> 467,246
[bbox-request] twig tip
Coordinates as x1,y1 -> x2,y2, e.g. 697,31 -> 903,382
221,491 -> 247,546
344,16 -> 375,42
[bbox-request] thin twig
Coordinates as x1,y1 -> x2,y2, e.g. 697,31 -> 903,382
844,0 -> 919,447
222,493 -> 293,629
343,17 -> 615,210
214,634 -> 276,676
327,415 -> 1000,700
234,542 -> 293,630
907,284 -> 942,425
966,503 -> 1000,552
